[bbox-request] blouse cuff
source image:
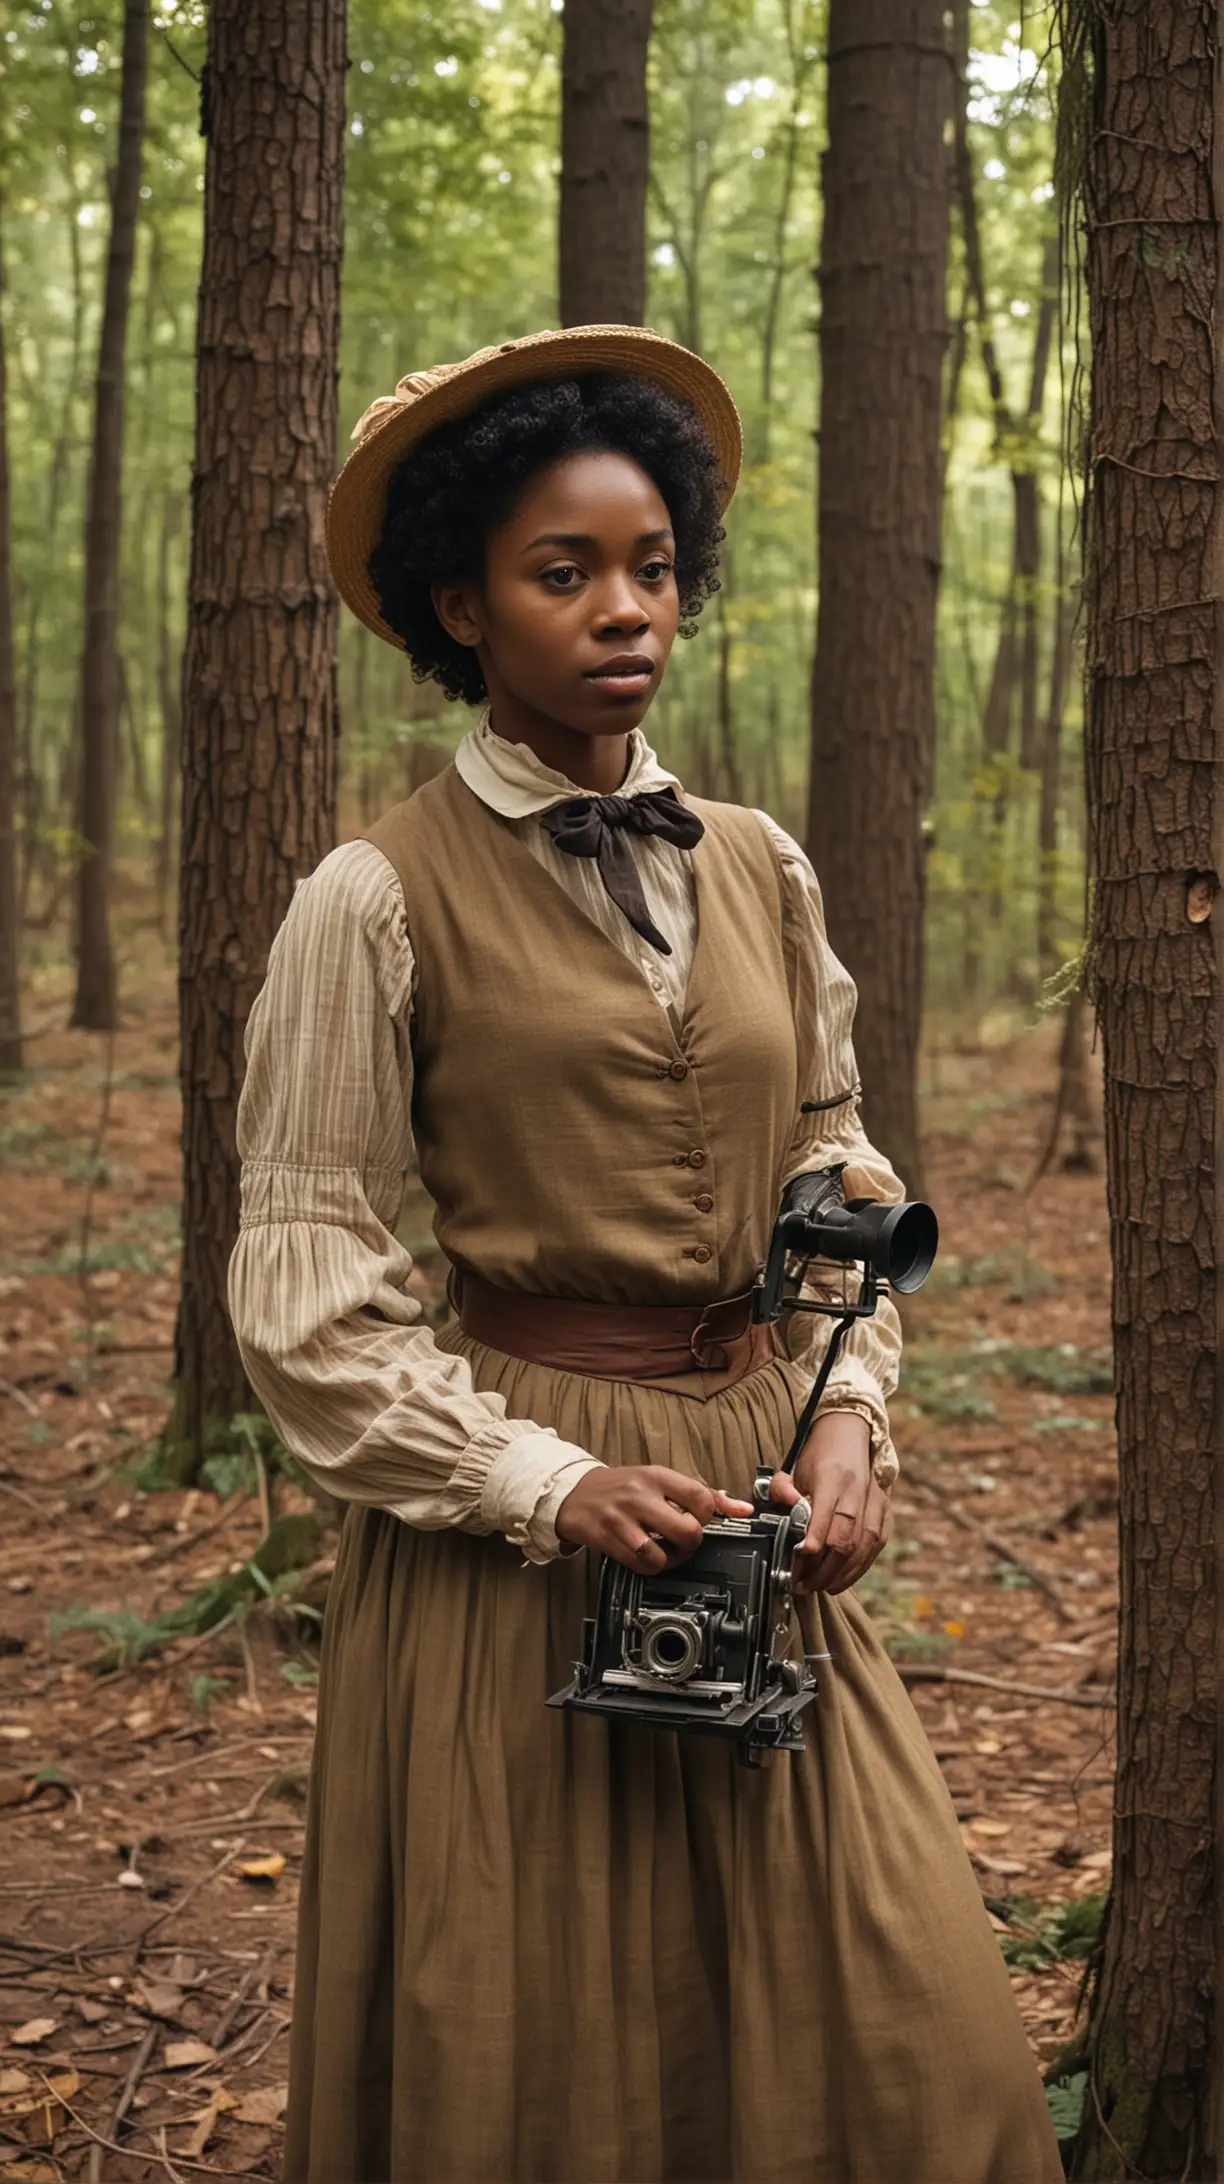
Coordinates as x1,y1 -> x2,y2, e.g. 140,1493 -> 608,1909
460,1421 -> 604,1565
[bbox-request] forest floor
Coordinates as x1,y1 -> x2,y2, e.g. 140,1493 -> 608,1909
0,914 -> 1115,2181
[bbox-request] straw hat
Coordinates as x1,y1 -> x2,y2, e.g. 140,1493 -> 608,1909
326,324 -> 743,651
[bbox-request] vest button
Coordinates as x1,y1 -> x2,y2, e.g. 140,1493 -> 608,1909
686,1149 -> 706,1168
692,1243 -> 713,1264
673,1153 -> 689,1167
694,1193 -> 714,1213
668,1059 -> 689,1081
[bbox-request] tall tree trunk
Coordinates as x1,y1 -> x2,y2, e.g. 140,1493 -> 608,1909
559,0 -> 655,326
170,0 -> 345,1475
154,493 -> 183,932
807,0 -> 950,1189
1036,572 -> 1073,985
0,215 -> 20,1079
1059,4 -> 1215,2174
70,0 -> 149,1031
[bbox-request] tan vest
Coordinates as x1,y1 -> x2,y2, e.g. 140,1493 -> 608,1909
366,765 -> 806,1307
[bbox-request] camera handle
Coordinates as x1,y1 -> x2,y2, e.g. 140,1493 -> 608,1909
752,1263 -> 884,1503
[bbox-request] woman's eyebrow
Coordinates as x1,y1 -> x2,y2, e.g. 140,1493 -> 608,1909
520,526 -> 675,554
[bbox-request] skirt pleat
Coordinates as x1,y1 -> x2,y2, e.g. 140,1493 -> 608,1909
284,1337 -> 1061,2184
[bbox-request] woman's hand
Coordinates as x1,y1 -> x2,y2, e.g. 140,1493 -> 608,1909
769,1412 -> 890,1597
555,1466 -> 753,1573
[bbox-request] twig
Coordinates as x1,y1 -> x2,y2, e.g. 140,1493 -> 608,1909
134,1841 -> 244,1955
0,1375 -> 41,1418
238,1622 -> 260,1713
906,1462 -> 1080,1623
87,2021 -> 157,2184
897,1663 -> 1111,1708
158,2123 -> 190,2183
147,1489 -> 252,1568
208,1943 -> 276,2049
0,1471 -> 49,1514
37,2068 -> 254,2179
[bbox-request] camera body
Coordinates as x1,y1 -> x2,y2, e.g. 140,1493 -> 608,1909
547,1489 -> 819,1760
548,1155 -> 937,1765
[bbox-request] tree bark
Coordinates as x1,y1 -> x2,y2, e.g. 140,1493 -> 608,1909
806,0 -> 950,1189
1060,3 -> 1215,2174
171,0 -> 345,1475
1036,571 -> 1073,984
154,494 -> 183,933
559,0 -> 654,326
0,214 -> 20,1078
70,0 -> 149,1031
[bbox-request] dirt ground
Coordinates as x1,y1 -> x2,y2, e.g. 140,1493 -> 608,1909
0,918 -> 1115,2180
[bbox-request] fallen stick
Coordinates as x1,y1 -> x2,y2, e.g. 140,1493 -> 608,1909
146,1489 -> 252,1568
134,1841 -> 244,1958
208,1943 -> 276,2050
896,1663 -> 1111,1709
87,2021 -> 157,2184
905,1462 -> 1080,1624
40,2067 -> 253,2180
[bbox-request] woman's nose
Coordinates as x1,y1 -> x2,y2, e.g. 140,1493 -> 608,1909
593,578 -> 650,633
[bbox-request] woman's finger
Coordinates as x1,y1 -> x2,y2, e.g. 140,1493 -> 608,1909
823,1483 -> 891,1595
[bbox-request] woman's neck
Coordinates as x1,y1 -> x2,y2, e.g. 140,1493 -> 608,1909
486,705 -> 632,795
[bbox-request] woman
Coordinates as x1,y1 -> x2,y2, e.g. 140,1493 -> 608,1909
229,326 -> 1060,2184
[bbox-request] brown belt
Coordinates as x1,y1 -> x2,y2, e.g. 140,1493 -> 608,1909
451,1267 -> 777,1396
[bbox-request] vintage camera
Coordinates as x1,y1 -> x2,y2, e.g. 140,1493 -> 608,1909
549,1129 -> 938,1765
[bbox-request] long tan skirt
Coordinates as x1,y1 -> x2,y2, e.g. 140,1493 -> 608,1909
285,1336 -> 1061,2184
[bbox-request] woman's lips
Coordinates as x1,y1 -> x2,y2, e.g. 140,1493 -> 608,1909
585,658 -> 655,691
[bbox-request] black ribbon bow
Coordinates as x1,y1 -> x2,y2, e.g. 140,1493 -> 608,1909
539,787 -> 705,955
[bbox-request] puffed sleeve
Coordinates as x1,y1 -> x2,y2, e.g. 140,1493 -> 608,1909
757,815 -> 905,1490
226,840 -> 602,1563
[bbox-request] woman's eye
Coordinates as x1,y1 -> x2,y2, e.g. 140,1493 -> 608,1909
639,559 -> 673,582
542,564 -> 582,589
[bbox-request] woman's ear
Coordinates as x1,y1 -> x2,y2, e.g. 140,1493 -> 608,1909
431,580 -> 483,650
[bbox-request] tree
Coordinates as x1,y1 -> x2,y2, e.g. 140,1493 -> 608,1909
806,0 -> 950,1188
559,0 -> 654,326
170,0 -> 346,1473
0,212 -> 19,1078
1054,4 -> 1215,2175
70,0 -> 149,1031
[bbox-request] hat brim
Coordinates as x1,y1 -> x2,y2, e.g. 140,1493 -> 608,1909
326,325 -> 743,652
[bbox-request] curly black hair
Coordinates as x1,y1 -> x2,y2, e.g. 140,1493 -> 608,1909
368,372 -> 726,705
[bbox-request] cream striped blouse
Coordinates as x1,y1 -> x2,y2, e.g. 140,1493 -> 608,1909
228,714 -> 905,1565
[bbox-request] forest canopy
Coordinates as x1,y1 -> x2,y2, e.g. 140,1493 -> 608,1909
1,0 -> 1077,1024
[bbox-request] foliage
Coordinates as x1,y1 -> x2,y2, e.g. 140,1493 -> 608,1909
994,1891 -> 1106,1971
0,0 -> 1080,1032
48,1510 -> 322,1669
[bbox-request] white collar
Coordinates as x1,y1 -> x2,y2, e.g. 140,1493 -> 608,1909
453,706 -> 683,821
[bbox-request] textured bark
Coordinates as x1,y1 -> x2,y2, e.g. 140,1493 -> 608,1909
154,493 -> 183,931
559,0 -> 654,326
1037,578 -> 1074,982
0,215 -> 19,1078
70,0 -> 149,1031
806,0 -> 950,1189
172,0 -> 345,1472
1061,4 -> 1216,2174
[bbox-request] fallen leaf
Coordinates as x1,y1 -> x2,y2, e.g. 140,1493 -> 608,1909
0,2160 -> 61,2181
0,1775 -> 36,1810
232,2082 -> 288,2126
235,1852 -> 286,1885
1083,1847 -> 1112,1869
181,2090 -> 226,2158
130,1981 -> 183,2020
0,2070 -> 79,2122
966,1819 -> 1012,1840
163,2039 -> 218,2070
8,2025 -> 56,2050
73,2000 -> 107,2025
0,1728 -> 33,1744
0,2071 -> 30,2095
117,1871 -> 145,1890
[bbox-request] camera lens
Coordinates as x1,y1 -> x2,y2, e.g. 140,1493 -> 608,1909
640,1616 -> 703,1683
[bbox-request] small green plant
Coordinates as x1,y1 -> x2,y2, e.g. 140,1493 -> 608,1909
995,1893 -> 1106,1972
1045,2071 -> 1087,2145
930,1251 -> 1057,1303
282,1660 -> 319,1689
49,1512 -> 323,1671
190,1673 -> 232,1717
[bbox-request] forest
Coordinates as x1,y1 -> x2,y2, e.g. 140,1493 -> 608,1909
0,0 -> 1215,2180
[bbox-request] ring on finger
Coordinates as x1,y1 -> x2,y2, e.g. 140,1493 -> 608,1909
636,1535 -> 658,1561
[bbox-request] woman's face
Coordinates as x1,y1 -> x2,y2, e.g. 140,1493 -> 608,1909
433,448 -> 681,741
